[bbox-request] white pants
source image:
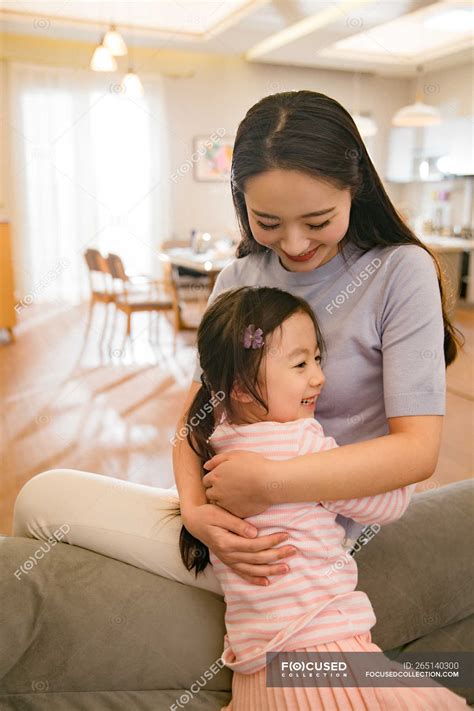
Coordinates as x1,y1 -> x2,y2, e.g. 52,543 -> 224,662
12,469 -> 224,596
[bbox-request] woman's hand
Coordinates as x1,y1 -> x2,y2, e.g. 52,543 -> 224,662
182,502 -> 296,586
202,450 -> 276,517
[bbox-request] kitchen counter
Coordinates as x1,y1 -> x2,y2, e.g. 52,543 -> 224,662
416,234 -> 474,309
419,234 -> 474,254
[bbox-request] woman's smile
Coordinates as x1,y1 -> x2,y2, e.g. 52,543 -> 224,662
281,246 -> 320,262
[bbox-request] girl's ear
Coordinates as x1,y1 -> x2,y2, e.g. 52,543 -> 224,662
230,380 -> 255,404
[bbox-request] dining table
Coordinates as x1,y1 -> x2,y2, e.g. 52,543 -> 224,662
158,245 -> 235,290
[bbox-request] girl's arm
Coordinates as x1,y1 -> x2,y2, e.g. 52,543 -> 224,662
299,421 -> 420,524
266,415 -> 442,504
323,483 -> 417,525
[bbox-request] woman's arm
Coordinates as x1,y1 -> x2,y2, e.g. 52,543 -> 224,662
265,414 -> 442,504
172,380 -> 210,514
202,415 -> 442,512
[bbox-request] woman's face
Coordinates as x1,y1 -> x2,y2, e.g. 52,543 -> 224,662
245,169 -> 352,272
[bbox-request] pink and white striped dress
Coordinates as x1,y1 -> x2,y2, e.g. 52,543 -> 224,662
208,417 -> 415,676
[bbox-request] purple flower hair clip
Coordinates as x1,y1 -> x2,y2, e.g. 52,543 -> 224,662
243,324 -> 264,349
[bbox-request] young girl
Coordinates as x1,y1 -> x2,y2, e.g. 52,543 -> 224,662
179,285 -> 467,711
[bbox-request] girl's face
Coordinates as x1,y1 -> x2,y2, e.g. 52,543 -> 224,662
245,169 -> 352,273
233,311 -> 325,424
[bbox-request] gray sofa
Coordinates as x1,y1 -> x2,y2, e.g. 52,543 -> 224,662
0,480 -> 473,710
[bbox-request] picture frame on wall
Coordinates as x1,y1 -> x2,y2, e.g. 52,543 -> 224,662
193,135 -> 234,182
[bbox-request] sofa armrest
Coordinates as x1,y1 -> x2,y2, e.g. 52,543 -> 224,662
356,479 -> 474,650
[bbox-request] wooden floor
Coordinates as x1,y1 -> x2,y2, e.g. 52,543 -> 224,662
1,302 -> 473,535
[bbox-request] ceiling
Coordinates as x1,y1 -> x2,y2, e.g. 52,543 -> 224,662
1,0 -> 472,77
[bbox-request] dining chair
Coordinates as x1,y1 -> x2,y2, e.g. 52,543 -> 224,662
82,249 -> 116,358
106,253 -> 177,348
84,248 -> 115,308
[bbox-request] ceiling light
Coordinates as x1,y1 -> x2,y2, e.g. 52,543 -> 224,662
121,70 -> 144,98
103,26 -> 128,56
424,8 -> 474,32
392,102 -> 441,127
392,65 -> 441,127
90,43 -> 117,72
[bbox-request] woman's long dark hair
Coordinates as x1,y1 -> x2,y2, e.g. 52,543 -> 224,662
230,90 -> 463,365
178,286 -> 325,575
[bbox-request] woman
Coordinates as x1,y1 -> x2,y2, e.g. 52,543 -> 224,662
14,92 -> 462,604
173,90 -> 461,591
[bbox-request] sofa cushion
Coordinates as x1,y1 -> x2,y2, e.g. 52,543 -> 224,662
0,689 -> 230,710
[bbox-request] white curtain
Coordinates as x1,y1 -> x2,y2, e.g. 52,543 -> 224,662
8,61 -> 170,302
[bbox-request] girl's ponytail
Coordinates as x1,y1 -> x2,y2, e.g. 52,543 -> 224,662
179,521 -> 210,575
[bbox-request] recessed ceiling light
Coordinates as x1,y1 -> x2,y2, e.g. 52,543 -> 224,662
424,8 -> 474,32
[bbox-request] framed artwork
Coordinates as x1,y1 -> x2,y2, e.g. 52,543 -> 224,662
193,135 -> 234,182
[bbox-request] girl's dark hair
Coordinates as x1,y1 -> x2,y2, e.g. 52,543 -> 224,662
178,286 -> 325,575
230,90 -> 463,365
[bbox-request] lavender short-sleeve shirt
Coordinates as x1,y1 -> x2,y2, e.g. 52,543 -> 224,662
192,241 -> 446,539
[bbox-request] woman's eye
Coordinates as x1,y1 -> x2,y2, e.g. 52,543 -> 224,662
295,362 -> 306,369
256,221 -> 279,230
256,220 -> 331,231
315,355 -> 322,363
308,220 -> 330,230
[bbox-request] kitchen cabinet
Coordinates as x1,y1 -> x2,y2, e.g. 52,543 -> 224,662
448,117 -> 474,176
386,127 -> 416,182
386,117 -> 474,182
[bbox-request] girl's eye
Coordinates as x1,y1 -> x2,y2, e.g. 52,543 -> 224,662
295,355 -> 321,369
309,220 -> 330,231
256,221 -> 279,230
